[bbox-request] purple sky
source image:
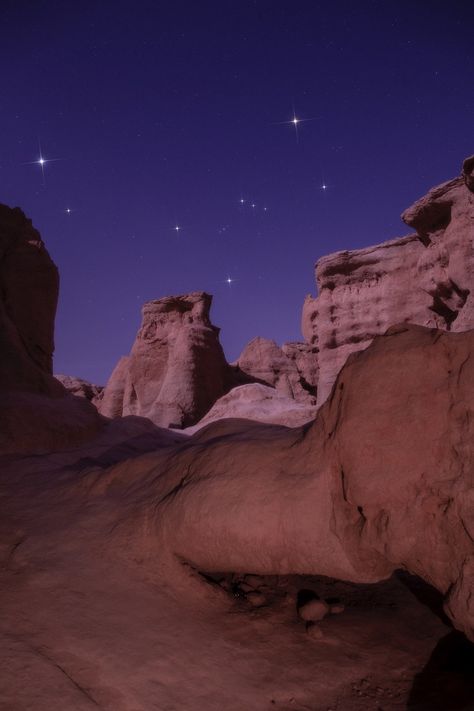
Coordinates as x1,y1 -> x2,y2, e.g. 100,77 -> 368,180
1,0 -> 473,384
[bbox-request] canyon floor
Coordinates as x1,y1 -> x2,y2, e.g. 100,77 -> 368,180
1,429 -> 473,711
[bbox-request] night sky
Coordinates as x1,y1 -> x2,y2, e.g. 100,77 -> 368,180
2,1 -> 473,384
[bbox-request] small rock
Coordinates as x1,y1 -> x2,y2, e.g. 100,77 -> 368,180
306,623 -> 324,639
298,598 -> 329,622
244,574 -> 265,589
246,591 -> 267,607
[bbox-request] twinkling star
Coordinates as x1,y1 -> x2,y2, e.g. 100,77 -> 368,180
226,276 -> 234,286
65,207 -> 72,214
321,184 -> 327,191
174,225 -> 181,233
274,106 -> 319,143
23,140 -> 60,186
239,197 -> 245,204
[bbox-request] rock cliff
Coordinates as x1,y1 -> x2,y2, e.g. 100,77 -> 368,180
0,204 -> 102,453
304,155 -> 474,405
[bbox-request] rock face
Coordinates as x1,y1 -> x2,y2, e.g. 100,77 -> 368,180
185,383 -> 317,433
0,204 -> 60,392
98,292 -> 232,428
0,204 -> 102,454
304,156 -> 474,405
131,324 -> 473,642
55,374 -> 103,402
234,337 -> 317,405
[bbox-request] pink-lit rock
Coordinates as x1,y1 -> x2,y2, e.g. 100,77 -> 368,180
235,336 -> 317,404
303,156 -> 474,405
98,292 -> 232,428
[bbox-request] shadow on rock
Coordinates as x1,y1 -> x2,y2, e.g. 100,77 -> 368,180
407,631 -> 474,710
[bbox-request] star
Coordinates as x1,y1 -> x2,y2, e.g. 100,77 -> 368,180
251,203 -> 256,208
321,184 -> 327,190
273,106 -> 319,143
65,207 -> 72,214
23,140 -> 61,186
174,225 -> 181,233
239,197 -> 245,204
226,276 -> 234,285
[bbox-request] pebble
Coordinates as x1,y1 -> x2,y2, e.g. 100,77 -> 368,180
298,598 -> 329,622
306,622 -> 324,639
246,591 -> 267,607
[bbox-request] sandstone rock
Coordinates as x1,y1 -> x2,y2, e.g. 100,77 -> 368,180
185,383 -> 317,433
126,324 -> 474,642
0,204 -> 60,391
55,374 -> 103,402
234,336 -> 317,404
98,292 -> 232,428
462,154 -> 474,191
303,156 -> 474,406
298,599 -> 329,622
306,623 -> 324,639
0,205 -> 103,453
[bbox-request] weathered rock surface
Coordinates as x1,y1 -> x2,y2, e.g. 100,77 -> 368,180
0,205 -> 103,454
124,324 -> 473,642
98,292 -> 232,428
234,337 -> 317,404
185,383 -> 317,433
304,156 -> 474,405
2,324 -> 473,710
55,374 -> 104,402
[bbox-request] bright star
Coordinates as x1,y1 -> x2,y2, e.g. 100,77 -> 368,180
251,203 -> 256,208
239,198 -> 245,204
23,140 -> 61,186
273,106 -> 319,143
65,207 -> 72,214
321,184 -> 327,190
174,225 -> 180,232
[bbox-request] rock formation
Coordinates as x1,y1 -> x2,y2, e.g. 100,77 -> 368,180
0,204 -> 102,454
55,374 -> 104,402
98,292 -> 232,428
112,324 -> 473,642
303,155 -> 474,405
234,337 -> 317,404
0,204 -> 60,391
184,383 -> 317,433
